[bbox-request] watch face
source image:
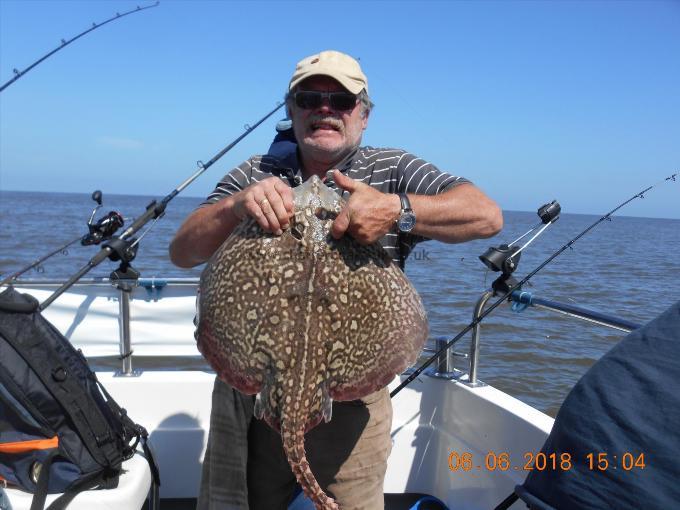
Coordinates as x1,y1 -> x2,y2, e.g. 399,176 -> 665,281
398,212 -> 416,232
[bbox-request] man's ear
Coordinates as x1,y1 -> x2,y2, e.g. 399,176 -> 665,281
361,108 -> 370,128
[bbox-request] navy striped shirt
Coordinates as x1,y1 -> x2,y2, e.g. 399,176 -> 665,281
203,146 -> 470,266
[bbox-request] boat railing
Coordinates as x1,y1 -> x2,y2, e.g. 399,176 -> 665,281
116,278 -> 198,376
7,278 -> 643,385
8,277 -> 201,376
5,277 -> 200,287
465,289 -> 643,386
420,339 -> 468,379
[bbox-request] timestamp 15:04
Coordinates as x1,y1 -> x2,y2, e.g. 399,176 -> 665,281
448,451 -> 646,472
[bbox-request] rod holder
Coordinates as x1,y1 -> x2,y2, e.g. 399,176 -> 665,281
114,280 -> 142,377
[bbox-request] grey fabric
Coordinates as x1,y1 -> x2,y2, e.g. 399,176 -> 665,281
197,378 -> 254,510
515,300 -> 680,509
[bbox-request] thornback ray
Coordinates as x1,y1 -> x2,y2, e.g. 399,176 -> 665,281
197,175 -> 428,510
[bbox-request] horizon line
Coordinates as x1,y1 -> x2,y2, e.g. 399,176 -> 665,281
1,187 -> 677,221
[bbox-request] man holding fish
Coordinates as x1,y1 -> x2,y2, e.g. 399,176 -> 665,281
170,50 -> 502,510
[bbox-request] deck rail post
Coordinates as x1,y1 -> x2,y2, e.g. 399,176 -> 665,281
469,290 -> 494,385
114,278 -> 142,377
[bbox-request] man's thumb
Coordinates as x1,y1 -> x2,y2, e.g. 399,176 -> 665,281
333,170 -> 358,192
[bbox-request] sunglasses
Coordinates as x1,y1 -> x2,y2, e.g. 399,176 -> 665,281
293,91 -> 359,111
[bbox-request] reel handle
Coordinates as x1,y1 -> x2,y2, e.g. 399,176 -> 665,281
87,190 -> 103,226
91,190 -> 102,206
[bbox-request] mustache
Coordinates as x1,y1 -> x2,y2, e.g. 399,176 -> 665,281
307,115 -> 343,131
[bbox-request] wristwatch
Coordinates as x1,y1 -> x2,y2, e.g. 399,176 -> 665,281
396,193 -> 416,233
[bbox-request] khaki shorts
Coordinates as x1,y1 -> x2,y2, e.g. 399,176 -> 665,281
197,378 -> 392,510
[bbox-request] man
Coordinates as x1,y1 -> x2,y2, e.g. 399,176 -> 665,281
170,50 -> 502,510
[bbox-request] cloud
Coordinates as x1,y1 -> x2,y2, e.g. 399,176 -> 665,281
97,136 -> 144,150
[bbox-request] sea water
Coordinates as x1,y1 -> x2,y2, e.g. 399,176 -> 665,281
1,190 -> 678,416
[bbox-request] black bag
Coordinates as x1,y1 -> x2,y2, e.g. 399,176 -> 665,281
0,287 -> 159,510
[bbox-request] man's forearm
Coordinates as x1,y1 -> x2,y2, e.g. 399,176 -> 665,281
409,183 -> 503,243
169,196 -> 240,268
331,171 -> 502,245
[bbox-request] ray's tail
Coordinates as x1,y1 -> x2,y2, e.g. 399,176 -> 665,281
280,418 -> 339,510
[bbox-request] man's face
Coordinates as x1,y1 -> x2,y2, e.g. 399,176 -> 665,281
290,76 -> 369,164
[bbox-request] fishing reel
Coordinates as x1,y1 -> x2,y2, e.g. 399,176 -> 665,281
479,200 -> 561,294
81,190 -> 125,246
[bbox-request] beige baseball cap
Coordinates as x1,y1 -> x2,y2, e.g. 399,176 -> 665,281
288,50 -> 368,95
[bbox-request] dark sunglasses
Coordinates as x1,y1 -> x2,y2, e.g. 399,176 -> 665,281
293,91 -> 359,111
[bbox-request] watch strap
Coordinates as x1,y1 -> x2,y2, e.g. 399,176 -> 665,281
398,193 -> 412,212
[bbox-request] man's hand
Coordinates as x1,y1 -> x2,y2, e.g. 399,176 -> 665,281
331,170 -> 401,244
233,177 -> 295,235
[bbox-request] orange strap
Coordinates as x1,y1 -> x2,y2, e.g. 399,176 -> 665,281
0,436 -> 58,454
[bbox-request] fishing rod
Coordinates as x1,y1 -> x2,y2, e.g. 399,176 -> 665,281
38,101 -> 286,311
391,173 -> 678,399
0,236 -> 82,285
0,2 -> 160,93
0,191 -> 124,286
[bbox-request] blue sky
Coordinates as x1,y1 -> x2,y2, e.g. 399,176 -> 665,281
1,0 -> 678,219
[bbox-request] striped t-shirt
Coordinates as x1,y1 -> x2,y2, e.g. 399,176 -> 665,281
203,146 -> 469,267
